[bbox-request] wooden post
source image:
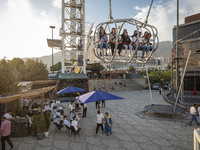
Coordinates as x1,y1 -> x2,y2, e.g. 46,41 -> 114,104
54,87 -> 57,103
40,92 -> 44,118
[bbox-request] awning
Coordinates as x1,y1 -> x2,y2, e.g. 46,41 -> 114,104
58,73 -> 89,80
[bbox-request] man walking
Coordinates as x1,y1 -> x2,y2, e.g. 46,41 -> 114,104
95,111 -> 104,135
0,117 -> 14,150
189,104 -> 199,126
82,103 -> 87,117
102,100 -> 105,108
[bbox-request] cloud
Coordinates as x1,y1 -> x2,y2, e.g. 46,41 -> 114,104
133,0 -> 200,42
52,0 -> 61,8
0,0 -> 60,59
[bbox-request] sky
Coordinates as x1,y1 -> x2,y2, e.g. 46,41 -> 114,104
0,0 -> 200,59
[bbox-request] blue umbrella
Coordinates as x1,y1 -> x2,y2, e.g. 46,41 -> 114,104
57,86 -> 85,95
77,90 -> 124,103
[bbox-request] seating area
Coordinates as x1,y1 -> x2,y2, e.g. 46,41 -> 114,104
96,27 -> 153,59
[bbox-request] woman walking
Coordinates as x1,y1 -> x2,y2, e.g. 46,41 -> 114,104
104,112 -> 113,136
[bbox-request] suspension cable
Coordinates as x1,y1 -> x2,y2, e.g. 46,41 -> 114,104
142,0 -> 154,27
109,0 -> 113,21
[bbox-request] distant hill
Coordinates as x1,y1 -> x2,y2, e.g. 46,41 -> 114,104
22,52 -> 62,69
153,41 -> 172,58
22,41 -> 172,69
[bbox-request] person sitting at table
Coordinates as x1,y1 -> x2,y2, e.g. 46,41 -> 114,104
71,116 -> 81,132
63,116 -> 71,128
4,112 -> 12,120
44,103 -> 50,112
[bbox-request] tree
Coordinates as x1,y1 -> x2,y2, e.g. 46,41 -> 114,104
128,65 -> 136,73
99,64 -> 105,71
50,62 -> 72,72
166,64 -> 171,70
149,70 -> 172,86
92,63 -> 105,71
9,58 -> 25,81
23,59 -> 48,81
50,62 -> 61,71
0,59 -> 19,94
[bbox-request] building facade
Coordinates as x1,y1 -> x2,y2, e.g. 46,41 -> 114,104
172,13 -> 200,104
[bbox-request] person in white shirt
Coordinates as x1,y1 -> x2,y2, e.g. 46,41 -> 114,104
189,104 -> 199,126
71,116 -> 81,132
23,99 -> 30,110
131,31 -> 142,57
44,103 -> 50,111
70,109 -> 75,123
4,112 -> 12,120
75,98 -> 80,112
95,111 -> 104,135
63,116 -> 71,128
69,101 -> 74,113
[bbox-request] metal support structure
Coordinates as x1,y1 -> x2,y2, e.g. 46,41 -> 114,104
82,0 -> 86,73
173,50 -> 191,111
61,0 -> 85,73
171,60 -> 174,97
50,26 -> 55,73
61,0 -> 65,73
146,66 -> 153,104
176,0 -> 179,96
93,18 -> 159,64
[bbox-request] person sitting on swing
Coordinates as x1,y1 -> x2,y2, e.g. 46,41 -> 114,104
141,31 -> 150,58
131,31 -> 142,58
109,28 -> 121,56
97,28 -> 109,56
121,31 -> 132,56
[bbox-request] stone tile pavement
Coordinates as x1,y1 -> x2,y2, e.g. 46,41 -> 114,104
3,90 -> 198,150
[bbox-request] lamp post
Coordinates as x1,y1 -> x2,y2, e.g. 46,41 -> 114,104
176,0 -> 179,96
50,26 -> 55,73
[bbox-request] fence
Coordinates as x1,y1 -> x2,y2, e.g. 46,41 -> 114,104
194,129 -> 200,150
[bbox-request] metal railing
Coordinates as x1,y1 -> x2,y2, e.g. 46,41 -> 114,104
194,129 -> 200,150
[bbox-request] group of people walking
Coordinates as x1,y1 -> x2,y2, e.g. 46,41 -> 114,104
95,111 -> 113,136
69,99 -> 112,136
97,27 -> 152,58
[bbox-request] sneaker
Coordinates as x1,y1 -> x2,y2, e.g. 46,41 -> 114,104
106,134 -> 109,136
189,124 -> 192,126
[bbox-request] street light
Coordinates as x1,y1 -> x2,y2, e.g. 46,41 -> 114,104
50,26 -> 55,73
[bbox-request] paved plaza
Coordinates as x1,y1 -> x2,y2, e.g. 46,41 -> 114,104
6,90 -> 197,150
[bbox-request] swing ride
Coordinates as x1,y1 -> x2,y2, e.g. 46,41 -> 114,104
92,0 -> 159,64
91,0 -> 180,115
